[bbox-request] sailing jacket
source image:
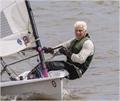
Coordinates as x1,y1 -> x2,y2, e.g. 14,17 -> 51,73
56,34 -> 94,75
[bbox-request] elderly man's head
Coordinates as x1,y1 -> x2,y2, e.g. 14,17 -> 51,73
74,21 -> 87,39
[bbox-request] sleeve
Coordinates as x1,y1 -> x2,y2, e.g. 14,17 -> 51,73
71,40 -> 94,64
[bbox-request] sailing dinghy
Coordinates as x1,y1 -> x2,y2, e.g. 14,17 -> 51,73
0,0 -> 68,100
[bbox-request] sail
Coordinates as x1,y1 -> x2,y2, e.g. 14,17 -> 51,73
0,0 -> 35,57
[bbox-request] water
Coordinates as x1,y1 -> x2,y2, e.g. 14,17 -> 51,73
1,1 -> 119,101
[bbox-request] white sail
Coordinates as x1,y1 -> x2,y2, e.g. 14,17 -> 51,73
0,0 -> 35,57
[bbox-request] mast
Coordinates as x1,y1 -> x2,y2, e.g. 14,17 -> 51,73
25,0 -> 48,77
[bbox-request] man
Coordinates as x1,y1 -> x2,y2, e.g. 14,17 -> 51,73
43,21 -> 94,80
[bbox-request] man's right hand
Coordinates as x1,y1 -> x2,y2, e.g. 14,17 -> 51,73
42,47 -> 54,54
59,47 -> 72,59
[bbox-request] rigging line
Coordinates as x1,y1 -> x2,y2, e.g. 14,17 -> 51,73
18,52 -> 36,69
0,58 -> 6,75
0,58 -> 8,73
46,52 -> 57,61
0,57 -> 6,66
6,54 -> 39,67
0,58 -> 17,76
0,58 -> 12,77
18,47 -> 41,68
1,54 -> 38,76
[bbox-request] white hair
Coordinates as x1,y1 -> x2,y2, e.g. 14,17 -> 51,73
74,21 -> 87,31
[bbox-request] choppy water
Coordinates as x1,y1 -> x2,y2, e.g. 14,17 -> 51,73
1,0 -> 119,101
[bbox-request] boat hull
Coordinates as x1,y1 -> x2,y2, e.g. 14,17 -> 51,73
1,76 -> 64,100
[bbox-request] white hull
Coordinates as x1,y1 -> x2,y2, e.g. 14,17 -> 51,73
1,71 -> 68,100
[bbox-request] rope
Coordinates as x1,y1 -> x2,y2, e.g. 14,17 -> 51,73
0,58 -> 17,80
18,52 -> 37,71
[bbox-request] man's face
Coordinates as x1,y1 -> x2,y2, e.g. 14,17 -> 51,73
75,27 -> 86,39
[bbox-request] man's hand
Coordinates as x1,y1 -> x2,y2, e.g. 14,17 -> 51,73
59,47 -> 72,59
42,47 -> 54,54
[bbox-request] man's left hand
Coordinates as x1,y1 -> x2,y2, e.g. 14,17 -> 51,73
59,47 -> 72,59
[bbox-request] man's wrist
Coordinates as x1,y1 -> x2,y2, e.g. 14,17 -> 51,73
67,51 -> 72,59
